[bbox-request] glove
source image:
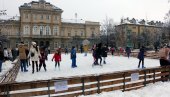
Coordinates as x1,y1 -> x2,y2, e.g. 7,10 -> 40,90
52,59 -> 53,61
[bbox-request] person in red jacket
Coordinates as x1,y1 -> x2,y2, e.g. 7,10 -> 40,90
52,49 -> 61,70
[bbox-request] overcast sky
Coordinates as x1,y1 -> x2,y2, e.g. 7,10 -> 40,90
0,0 -> 169,23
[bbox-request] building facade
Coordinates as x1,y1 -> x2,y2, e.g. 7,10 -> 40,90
0,0 -> 100,50
115,18 -> 163,48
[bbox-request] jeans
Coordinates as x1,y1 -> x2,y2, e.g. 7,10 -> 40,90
71,58 -> 77,68
20,59 -> 27,72
0,60 -> 3,72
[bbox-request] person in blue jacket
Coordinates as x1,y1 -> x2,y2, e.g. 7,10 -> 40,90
137,46 -> 146,68
71,46 -> 77,68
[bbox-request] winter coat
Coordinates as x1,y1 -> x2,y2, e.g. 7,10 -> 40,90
125,47 -> 131,54
110,48 -> 115,52
71,48 -> 76,59
52,53 -> 61,62
96,47 -> 102,58
18,44 -> 27,60
138,48 -> 145,60
39,51 -> 46,62
28,46 -> 40,61
101,46 -> 108,57
0,50 -> 4,61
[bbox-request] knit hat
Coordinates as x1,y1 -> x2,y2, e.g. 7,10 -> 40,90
32,42 -> 36,45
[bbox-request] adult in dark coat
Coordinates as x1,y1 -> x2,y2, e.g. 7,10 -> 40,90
101,44 -> 108,64
11,47 -> 17,61
137,46 -> 146,68
95,43 -> 102,65
125,46 -> 131,58
0,48 -> 4,72
39,47 -> 47,71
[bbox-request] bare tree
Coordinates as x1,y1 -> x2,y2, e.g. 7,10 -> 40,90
164,8 -> 170,44
101,16 -> 116,46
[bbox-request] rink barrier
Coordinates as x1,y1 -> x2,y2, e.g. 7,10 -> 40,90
0,59 -> 20,83
0,66 -> 170,97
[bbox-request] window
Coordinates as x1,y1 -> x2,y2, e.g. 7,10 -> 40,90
55,16 -> 57,20
40,15 -> 43,20
68,33 -> 71,37
81,32 -> 84,36
24,25 -> 29,35
53,26 -> 58,35
40,26 -> 44,35
133,26 -> 136,29
75,31 -> 77,36
25,14 -> 28,19
92,31 -> 95,37
33,26 -> 38,35
46,15 -> 50,20
46,26 -> 51,35
55,42 -> 58,48
34,14 -> 37,20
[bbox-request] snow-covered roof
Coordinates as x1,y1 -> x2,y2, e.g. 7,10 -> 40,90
120,18 -> 163,27
62,19 -> 85,24
0,15 -> 20,21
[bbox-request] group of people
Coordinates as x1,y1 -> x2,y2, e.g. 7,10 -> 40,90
92,43 -> 108,66
17,41 -> 51,73
0,41 -> 170,74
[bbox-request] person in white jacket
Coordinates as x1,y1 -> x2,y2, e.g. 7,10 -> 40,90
28,42 -> 41,74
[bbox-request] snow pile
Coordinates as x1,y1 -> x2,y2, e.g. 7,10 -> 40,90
0,61 -> 13,80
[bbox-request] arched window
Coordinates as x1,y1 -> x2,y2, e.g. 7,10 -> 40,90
33,26 -> 38,35
46,26 -> 51,35
24,25 -> 30,35
53,26 -> 58,35
40,26 -> 44,35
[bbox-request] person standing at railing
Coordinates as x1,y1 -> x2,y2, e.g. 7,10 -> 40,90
159,44 -> 170,66
158,44 -> 170,82
0,47 -> 4,72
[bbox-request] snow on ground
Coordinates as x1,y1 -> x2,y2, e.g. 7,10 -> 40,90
79,82 -> 170,97
0,61 -> 13,80
16,53 -> 160,82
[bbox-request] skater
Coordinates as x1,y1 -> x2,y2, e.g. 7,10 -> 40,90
52,49 -> 61,70
64,47 -> 68,54
28,42 -> 40,74
18,42 -> 28,72
70,46 -> 77,68
39,47 -> 47,71
137,46 -> 146,68
92,44 -> 97,65
125,46 -> 131,58
101,44 -> 108,64
110,47 -> 115,56
95,43 -> 102,66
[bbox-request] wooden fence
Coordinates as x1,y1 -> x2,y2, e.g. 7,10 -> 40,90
0,66 -> 170,97
0,59 -> 20,83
